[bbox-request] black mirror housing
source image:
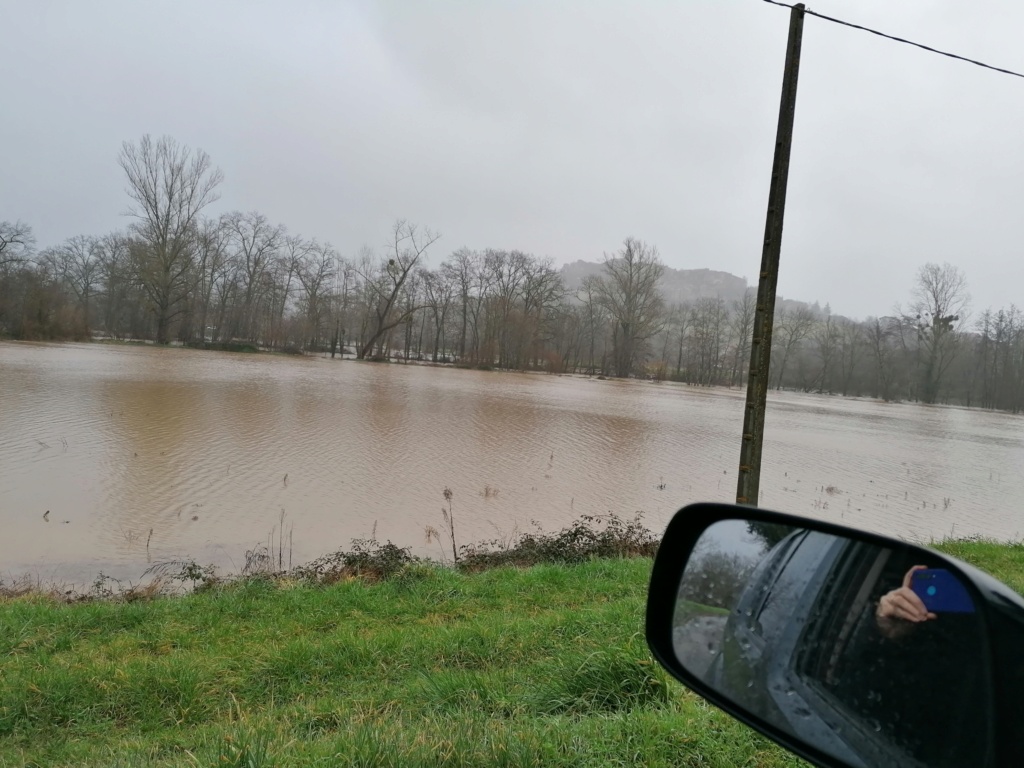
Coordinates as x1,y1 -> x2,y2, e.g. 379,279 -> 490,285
646,502 -> 1024,768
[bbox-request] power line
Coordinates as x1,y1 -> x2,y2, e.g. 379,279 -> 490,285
762,0 -> 1024,81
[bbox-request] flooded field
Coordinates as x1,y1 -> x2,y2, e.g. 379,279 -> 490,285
2,341 -> 1023,584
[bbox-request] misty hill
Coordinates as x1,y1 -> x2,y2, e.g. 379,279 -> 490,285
559,260 -> 824,316
560,260 -> 750,305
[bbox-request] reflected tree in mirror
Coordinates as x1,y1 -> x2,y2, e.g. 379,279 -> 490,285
747,520 -> 796,550
672,521 -> 993,768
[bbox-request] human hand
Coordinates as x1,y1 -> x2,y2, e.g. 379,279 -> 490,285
876,565 -> 937,636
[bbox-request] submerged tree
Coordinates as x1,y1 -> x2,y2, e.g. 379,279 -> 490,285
357,220 -> 440,359
20,157 -> 1024,415
771,305 -> 815,390
907,262 -> 969,404
596,237 -> 665,378
118,135 -> 224,344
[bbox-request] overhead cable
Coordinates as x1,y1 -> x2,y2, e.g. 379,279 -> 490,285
762,0 -> 1024,81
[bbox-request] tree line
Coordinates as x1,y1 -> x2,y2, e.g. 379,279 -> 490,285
2,135 -> 1023,413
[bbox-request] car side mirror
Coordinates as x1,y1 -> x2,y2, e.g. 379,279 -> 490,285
646,503 -> 1024,768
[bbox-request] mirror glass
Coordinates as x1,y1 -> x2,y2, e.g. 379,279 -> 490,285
672,520 -> 992,768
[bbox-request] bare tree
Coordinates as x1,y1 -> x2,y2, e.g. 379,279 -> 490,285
907,262 -> 969,404
118,135 -> 223,343
866,317 -> 900,401
330,257 -> 356,357
729,290 -> 756,386
596,237 -> 665,378
0,221 -> 35,269
296,241 -> 337,350
39,235 -> 102,333
272,234 -> 311,345
486,249 -> 530,368
771,305 -> 815,390
836,318 -> 863,396
357,220 -> 440,359
971,308 -> 1024,411
422,265 -> 456,362
812,309 -> 839,394
551,300 -> 584,373
578,275 -> 610,374
520,257 -> 564,368
94,232 -> 137,338
467,258 -> 495,363
447,247 -> 479,360
399,268 -> 424,360
672,303 -> 692,380
224,210 -> 285,342
192,217 -> 232,342
689,297 -> 728,386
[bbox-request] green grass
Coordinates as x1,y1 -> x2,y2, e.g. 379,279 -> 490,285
2,539 -> 1021,767
0,559 -> 804,768
933,538 -> 1024,594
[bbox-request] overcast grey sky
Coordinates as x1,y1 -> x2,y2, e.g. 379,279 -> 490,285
4,0 -> 1024,319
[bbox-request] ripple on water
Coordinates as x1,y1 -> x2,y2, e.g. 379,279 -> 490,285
3,341 -> 1024,583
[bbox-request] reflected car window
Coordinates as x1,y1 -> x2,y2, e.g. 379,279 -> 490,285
756,531 -> 835,639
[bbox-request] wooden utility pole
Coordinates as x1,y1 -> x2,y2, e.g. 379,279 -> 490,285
736,3 -> 805,506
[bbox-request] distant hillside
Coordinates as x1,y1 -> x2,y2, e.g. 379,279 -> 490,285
560,260 -> 750,304
560,260 -> 822,315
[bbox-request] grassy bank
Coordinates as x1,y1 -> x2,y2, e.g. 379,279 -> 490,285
3,540 -> 1023,767
1,558 -> 800,768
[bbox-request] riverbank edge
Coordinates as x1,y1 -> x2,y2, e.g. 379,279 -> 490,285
2,512 -> 661,603
5,509 -> 1023,605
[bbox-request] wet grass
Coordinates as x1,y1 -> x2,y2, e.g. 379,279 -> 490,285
933,538 -> 1024,595
2,527 -> 1022,767
0,558 -> 806,768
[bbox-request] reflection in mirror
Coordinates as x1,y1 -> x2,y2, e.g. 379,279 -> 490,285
672,521 -> 992,768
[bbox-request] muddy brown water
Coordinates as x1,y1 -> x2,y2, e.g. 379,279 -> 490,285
2,342 -> 1023,585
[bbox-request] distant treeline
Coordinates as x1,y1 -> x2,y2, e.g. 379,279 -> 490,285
2,135 -> 1022,413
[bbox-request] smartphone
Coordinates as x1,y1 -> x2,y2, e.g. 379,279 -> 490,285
911,568 -> 975,614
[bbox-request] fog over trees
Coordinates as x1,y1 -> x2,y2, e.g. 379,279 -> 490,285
3,136 -> 1023,413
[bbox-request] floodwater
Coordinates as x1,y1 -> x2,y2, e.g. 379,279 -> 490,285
2,342 -> 1023,584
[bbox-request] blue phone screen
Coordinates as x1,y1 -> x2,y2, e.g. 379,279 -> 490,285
910,569 -> 975,613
